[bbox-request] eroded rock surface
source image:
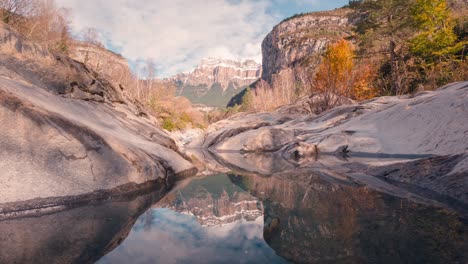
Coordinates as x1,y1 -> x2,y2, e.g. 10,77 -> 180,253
196,82 -> 468,203
0,22 -> 196,210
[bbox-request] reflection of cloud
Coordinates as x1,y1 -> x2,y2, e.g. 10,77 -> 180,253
203,213 -> 263,239
98,208 -> 287,264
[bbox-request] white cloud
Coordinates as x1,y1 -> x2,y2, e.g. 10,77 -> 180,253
56,0 -> 280,77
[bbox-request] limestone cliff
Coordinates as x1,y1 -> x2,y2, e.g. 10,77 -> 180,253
169,58 -> 261,107
173,58 -> 261,89
261,8 -> 353,87
256,0 -> 466,94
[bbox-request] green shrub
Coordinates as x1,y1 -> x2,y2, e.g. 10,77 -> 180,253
162,118 -> 177,131
180,112 -> 193,123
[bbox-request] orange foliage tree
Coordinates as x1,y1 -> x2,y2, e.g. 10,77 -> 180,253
352,63 -> 378,101
311,38 -> 376,113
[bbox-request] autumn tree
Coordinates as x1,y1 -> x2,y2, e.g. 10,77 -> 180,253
311,39 -> 355,112
352,63 -> 378,100
310,38 -> 377,113
351,0 -> 415,95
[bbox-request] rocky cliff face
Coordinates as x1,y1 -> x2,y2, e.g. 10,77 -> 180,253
0,22 -> 196,213
256,0 -> 465,93
260,8 -> 353,86
69,40 -> 132,85
169,58 -> 261,107
172,58 -> 261,90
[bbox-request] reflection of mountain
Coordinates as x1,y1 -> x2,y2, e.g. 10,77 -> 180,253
99,208 -> 287,264
0,190 -> 164,264
99,174 -> 286,264
229,173 -> 468,264
157,174 -> 263,227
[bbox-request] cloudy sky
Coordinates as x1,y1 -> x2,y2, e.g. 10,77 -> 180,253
56,0 -> 348,77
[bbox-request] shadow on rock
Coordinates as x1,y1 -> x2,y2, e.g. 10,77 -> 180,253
0,188 -> 165,264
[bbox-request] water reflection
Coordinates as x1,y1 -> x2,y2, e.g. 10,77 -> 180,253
229,173 -> 467,264
98,174 -> 287,264
1,171 -> 466,264
98,209 -> 286,264
0,190 -> 163,264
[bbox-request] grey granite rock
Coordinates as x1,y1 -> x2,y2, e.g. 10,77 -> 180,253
0,22 -> 197,210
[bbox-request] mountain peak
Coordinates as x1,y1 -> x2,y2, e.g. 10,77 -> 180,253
197,57 -> 261,72
168,57 -> 261,107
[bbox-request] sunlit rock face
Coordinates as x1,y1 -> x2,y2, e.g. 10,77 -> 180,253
198,82 -> 468,203
0,22 -> 196,208
259,8 -> 353,90
68,41 -> 132,85
229,173 -> 467,264
157,174 -> 263,227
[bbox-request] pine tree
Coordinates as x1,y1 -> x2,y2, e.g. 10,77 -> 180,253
410,0 -> 465,61
240,88 -> 254,112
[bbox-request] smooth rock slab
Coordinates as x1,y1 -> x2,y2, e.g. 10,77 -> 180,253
0,22 -> 196,208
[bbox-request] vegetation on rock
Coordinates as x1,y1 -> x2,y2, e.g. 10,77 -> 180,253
1,0 -> 71,53
231,0 -> 466,114
352,0 -> 467,94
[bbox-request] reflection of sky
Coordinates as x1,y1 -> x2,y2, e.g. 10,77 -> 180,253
98,208 -> 288,264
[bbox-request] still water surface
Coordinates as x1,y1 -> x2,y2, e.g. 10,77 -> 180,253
98,174 -> 288,264
100,172 -> 466,264
1,172 -> 466,264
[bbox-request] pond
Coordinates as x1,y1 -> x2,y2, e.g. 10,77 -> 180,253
1,171 -> 466,264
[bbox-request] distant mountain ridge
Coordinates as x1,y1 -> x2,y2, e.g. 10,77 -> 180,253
171,58 -> 261,89
168,58 -> 261,107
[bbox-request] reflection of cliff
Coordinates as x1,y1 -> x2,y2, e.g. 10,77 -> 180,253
229,173 -> 467,264
157,174 -> 263,227
0,190 -> 164,264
